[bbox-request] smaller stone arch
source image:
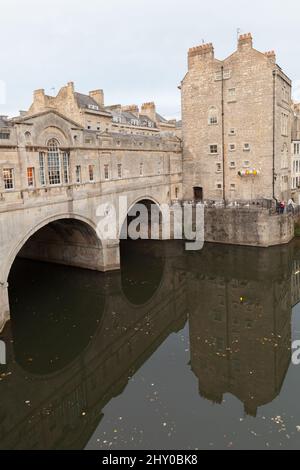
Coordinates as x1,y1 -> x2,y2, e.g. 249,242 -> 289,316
120,196 -> 162,242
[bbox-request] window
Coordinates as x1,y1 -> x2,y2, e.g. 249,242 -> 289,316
281,113 -> 289,136
230,161 -> 236,168
229,143 -> 236,152
210,144 -> 218,154
229,128 -> 236,136
243,160 -> 250,167
88,165 -> 95,182
117,163 -> 122,179
0,132 -> 10,139
294,143 -> 300,155
282,85 -> 290,103
139,162 -> 143,176
39,153 -> 46,186
175,187 -> 179,199
75,165 -> 81,183
25,131 -> 31,141
281,143 -> 288,169
228,88 -> 236,101
104,164 -> 109,180
216,163 -> 222,172
243,143 -> 250,151
216,183 -> 223,189
208,107 -> 218,125
63,153 -> 70,184
88,104 -> 99,111
230,183 -> 236,190
47,139 -> 61,185
3,168 -> 14,189
27,167 -> 35,187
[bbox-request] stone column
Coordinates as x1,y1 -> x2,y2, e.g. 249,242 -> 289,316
0,282 -> 10,333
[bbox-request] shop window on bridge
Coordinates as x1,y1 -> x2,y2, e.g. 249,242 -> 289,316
88,164 -> 95,182
3,168 -> 14,190
47,139 -> 61,185
27,167 -> 35,187
76,165 -> 82,183
63,152 -> 70,184
39,153 -> 46,186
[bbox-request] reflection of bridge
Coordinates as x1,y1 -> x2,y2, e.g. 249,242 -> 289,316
0,243 -> 188,450
1,240 -> 300,448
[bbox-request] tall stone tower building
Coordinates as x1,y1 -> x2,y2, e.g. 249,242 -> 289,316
181,33 -> 292,203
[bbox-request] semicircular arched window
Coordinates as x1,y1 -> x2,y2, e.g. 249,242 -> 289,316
208,106 -> 218,125
47,138 -> 61,185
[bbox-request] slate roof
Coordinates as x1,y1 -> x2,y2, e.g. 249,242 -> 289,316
74,93 -> 111,116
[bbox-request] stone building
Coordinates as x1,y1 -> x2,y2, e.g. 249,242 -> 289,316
291,103 -> 300,203
181,33 -> 292,203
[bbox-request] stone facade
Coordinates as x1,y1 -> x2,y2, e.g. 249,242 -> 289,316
291,103 -> 300,203
0,87 -> 182,331
181,33 -> 292,203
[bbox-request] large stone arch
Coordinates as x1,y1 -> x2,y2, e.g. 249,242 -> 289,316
0,213 -> 120,332
5,213 -> 102,281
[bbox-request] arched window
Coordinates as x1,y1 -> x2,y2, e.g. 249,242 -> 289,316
47,139 -> 61,185
208,106 -> 218,125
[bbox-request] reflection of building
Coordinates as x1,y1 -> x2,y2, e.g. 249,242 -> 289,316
185,244 -> 292,417
0,243 -> 188,450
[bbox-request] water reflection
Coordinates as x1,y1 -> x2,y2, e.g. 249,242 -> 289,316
186,244 -> 292,417
0,240 -> 300,449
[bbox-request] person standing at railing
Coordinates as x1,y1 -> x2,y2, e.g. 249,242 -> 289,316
279,201 -> 286,214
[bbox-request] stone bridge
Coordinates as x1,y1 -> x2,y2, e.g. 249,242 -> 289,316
0,109 -> 182,331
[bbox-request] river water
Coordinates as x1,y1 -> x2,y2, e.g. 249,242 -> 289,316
1,239 -> 300,450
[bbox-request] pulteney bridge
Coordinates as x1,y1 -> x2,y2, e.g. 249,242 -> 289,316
0,109 -> 182,330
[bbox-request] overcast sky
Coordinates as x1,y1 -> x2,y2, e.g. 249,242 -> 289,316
0,0 -> 299,119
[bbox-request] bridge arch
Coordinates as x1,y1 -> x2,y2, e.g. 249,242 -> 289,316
5,213 -> 104,282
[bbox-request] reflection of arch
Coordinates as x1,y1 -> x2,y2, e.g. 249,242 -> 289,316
5,214 -> 102,283
9,258 -> 106,376
120,240 -> 165,306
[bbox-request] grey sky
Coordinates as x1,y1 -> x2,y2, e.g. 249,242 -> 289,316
0,0 -> 299,119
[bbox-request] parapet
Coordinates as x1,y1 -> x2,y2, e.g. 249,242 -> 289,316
188,43 -> 214,69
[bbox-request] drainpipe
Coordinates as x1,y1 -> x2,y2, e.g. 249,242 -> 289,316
221,66 -> 226,203
272,70 -> 277,203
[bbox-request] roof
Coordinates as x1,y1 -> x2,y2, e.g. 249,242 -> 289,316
111,109 -> 157,129
74,92 -> 111,116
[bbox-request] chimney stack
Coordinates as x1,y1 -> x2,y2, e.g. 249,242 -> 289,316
141,102 -> 156,122
265,50 -> 276,64
238,33 -> 253,51
89,89 -> 104,107
188,43 -> 214,69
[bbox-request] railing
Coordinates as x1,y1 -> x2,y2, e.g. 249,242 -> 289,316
178,198 -> 298,216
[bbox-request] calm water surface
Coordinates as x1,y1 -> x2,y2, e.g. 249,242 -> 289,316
1,239 -> 300,450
